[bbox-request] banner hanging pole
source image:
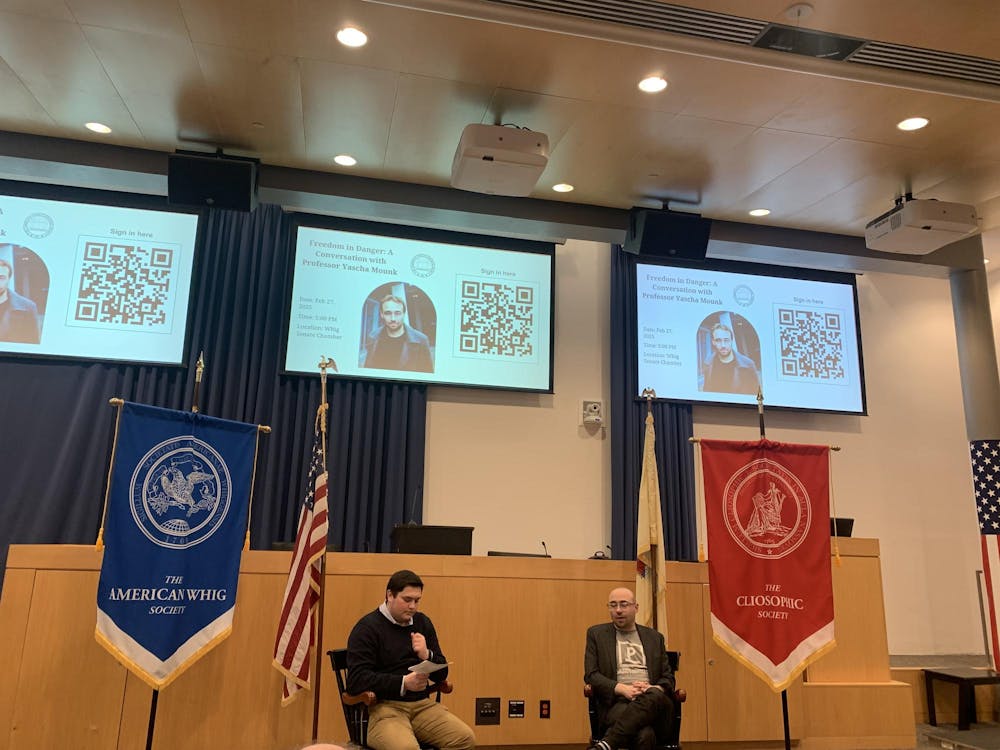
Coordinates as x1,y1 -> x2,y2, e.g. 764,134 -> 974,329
311,356 -> 335,739
191,351 -> 205,413
96,398 -> 126,549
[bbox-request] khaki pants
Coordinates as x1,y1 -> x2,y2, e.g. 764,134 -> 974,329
367,698 -> 476,750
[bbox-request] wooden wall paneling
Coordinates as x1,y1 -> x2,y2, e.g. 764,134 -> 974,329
663,581 -> 707,742
151,563 -> 313,750
0,569 -> 34,750
9,570 -> 128,750
805,553 -> 891,683
702,585 -> 804,742
800,683 -> 915,750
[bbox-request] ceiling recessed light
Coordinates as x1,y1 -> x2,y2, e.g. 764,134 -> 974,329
336,27 -> 368,47
552,183 -> 574,193
638,76 -> 668,93
749,208 -> 771,217
85,122 -> 112,134
334,154 -> 357,167
897,116 -> 929,131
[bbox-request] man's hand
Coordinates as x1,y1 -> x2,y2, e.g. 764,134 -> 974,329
403,671 -> 429,693
411,632 -> 430,661
614,682 -> 643,700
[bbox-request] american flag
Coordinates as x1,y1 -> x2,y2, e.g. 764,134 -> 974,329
273,417 -> 329,705
971,439 -> 1000,671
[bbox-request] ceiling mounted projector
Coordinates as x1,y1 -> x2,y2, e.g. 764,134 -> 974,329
450,124 -> 549,197
864,198 -> 979,255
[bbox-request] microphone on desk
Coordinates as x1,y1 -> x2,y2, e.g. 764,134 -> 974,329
541,540 -> 551,558
404,485 -> 423,527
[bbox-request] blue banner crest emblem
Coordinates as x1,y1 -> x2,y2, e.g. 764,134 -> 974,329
96,402 -> 259,689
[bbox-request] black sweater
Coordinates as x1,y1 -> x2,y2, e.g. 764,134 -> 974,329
346,609 -> 450,701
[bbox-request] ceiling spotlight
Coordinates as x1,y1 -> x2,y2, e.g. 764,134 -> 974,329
552,183 -> 574,193
336,27 -> 368,47
638,76 -> 668,93
749,208 -> 771,217
85,122 -> 112,134
897,116 -> 929,131
334,154 -> 357,166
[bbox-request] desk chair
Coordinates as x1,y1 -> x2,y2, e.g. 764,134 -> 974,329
326,649 -> 453,749
585,650 -> 687,750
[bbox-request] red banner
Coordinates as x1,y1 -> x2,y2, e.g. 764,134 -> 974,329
701,439 -> 834,691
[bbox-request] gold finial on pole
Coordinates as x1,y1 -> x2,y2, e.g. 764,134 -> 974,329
192,351 -> 205,413
641,387 -> 656,415
317,357 -> 337,464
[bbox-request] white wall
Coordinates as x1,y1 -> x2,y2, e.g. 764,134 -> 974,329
424,239 -> 612,560
424,241 -> 986,655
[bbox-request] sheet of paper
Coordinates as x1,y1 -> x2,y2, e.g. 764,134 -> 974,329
407,660 -> 450,674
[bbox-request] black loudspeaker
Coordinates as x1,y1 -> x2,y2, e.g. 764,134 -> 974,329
167,151 -> 259,212
623,208 -> 712,259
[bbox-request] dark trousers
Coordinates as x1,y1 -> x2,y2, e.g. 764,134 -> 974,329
600,689 -> 674,750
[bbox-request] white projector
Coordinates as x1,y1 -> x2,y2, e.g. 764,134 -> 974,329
450,124 -> 549,197
864,199 -> 979,255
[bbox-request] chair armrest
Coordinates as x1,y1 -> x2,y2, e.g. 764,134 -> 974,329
341,691 -> 377,707
583,684 -> 594,698
674,689 -> 686,703
431,680 -> 454,695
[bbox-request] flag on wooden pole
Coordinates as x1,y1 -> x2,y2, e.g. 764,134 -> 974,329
970,439 -> 1000,671
272,409 -> 329,705
636,410 -> 668,640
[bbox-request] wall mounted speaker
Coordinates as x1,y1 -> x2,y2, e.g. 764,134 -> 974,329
167,151 -> 259,212
623,208 -> 712,259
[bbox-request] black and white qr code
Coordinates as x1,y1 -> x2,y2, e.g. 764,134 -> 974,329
457,278 -> 537,360
71,239 -> 176,329
776,307 -> 846,381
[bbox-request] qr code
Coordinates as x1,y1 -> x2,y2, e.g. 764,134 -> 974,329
70,238 -> 177,330
776,307 -> 846,381
456,278 -> 537,360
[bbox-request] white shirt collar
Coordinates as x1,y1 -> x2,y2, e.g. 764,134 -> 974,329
379,601 -> 412,627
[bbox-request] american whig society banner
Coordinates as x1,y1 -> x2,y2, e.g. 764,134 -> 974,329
96,402 -> 257,689
700,439 -> 834,691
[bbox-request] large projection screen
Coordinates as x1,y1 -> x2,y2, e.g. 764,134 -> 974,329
0,189 -> 200,365
636,259 -> 866,414
284,218 -> 554,392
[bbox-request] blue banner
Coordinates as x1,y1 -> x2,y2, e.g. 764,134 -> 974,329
96,402 -> 258,688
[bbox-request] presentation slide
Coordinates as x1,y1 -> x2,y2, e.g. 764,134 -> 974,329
285,223 -> 553,392
636,262 -> 865,413
0,193 -> 199,364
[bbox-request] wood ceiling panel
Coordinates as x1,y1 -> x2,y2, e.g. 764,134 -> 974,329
693,127 -> 836,212
0,0 -> 72,21
24,79 -> 143,142
677,60 -> 813,127
0,60 -> 54,126
384,74 -> 494,183
194,46 -> 305,159
0,11 -> 116,95
67,0 -> 190,38
913,162 -> 1000,210
178,0 -> 296,54
732,139 -> 956,219
292,0 -> 409,70
299,58 -> 398,174
82,26 -> 205,96
118,88 -> 219,150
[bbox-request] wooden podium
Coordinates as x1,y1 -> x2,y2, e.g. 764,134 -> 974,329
0,540 -> 913,750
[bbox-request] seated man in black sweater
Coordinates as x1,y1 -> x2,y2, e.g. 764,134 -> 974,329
346,569 -> 475,750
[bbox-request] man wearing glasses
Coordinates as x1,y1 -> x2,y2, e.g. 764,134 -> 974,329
585,588 -> 675,750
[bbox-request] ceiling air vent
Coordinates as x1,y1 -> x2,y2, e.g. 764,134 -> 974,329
752,24 -> 864,61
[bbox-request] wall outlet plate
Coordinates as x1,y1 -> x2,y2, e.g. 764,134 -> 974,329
539,698 -> 551,718
475,697 -> 501,725
508,699 -> 525,718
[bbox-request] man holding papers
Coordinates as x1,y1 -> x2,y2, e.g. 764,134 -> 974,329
347,569 -> 475,750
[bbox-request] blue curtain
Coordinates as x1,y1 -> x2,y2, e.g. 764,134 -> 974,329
609,245 -> 697,561
0,201 -> 426,583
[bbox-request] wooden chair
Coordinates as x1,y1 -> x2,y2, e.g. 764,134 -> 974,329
585,650 -> 687,750
326,649 -> 453,749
